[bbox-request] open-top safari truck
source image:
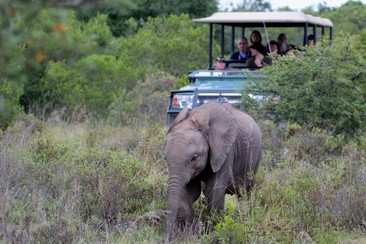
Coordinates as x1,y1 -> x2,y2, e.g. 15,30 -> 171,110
166,11 -> 333,124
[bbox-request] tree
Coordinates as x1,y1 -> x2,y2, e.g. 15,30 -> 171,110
131,0 -> 217,18
234,0 -> 272,12
0,0 -> 40,127
77,0 -> 218,36
322,1 -> 366,34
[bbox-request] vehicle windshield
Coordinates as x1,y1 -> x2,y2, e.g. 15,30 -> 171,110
186,70 -> 265,88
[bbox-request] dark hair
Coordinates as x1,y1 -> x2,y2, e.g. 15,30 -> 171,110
278,33 -> 287,42
268,40 -> 279,52
269,40 -> 278,46
250,30 -> 262,44
307,34 -> 315,41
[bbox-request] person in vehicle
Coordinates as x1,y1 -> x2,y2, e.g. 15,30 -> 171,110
267,40 -> 279,56
214,57 -> 226,70
249,30 -> 267,55
277,33 -> 291,55
307,34 -> 316,47
230,37 -> 264,67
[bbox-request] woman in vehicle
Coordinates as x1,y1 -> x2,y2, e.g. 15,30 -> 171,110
249,30 -> 267,56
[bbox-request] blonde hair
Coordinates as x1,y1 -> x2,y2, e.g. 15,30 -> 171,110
237,37 -> 248,44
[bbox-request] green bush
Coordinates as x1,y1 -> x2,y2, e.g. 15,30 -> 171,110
115,14 -> 211,76
323,1 -> 366,35
18,13 -> 211,121
0,80 -> 23,129
21,9 -> 118,114
108,72 -> 175,125
244,36 -> 366,135
38,54 -> 139,117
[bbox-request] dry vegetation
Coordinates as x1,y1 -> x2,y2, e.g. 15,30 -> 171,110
0,114 -> 365,243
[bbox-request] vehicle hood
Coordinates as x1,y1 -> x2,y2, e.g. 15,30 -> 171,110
179,80 -> 245,91
178,69 -> 265,92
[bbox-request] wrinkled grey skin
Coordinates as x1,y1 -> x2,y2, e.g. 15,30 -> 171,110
165,102 -> 262,242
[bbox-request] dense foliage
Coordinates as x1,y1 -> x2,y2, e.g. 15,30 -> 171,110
323,1 -> 366,35
77,0 -> 218,36
233,0 -> 272,11
244,37 -> 366,135
0,3 -> 211,126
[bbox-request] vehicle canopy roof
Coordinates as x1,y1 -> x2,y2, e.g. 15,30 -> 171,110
194,11 -> 333,27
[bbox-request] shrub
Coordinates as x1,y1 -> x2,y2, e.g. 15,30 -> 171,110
0,80 -> 23,129
108,72 -> 175,125
19,9 -> 117,116
0,118 -> 167,243
211,123 -> 366,243
244,36 -> 366,135
37,54 -> 139,117
19,13 -> 211,121
115,14 -> 212,76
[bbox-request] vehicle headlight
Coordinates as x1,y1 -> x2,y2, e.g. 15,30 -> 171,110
248,93 -> 265,102
171,94 -> 195,109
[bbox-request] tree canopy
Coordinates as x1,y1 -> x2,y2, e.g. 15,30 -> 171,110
234,0 -> 272,12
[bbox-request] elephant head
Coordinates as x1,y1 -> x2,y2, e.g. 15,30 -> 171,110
164,103 -> 238,240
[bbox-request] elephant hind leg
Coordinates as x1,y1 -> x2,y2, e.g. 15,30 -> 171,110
225,184 -> 236,195
245,178 -> 255,199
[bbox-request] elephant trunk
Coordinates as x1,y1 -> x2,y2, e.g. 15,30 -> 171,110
165,174 -> 185,243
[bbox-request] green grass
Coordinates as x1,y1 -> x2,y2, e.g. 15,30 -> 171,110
0,116 -> 365,243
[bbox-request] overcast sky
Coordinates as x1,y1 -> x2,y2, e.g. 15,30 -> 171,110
219,0 -> 366,10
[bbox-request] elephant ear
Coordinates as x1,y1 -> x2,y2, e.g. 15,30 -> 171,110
192,104 -> 238,173
168,107 -> 190,133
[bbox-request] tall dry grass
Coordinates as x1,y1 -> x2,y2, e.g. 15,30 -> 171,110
0,115 -> 365,243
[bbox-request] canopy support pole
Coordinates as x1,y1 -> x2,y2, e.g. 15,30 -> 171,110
220,24 -> 225,58
330,27 -> 333,45
231,26 -> 235,54
303,23 -> 308,46
241,26 -> 245,38
313,25 -> 317,44
209,23 -> 213,69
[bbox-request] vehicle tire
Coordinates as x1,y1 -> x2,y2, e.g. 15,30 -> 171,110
166,113 -> 178,127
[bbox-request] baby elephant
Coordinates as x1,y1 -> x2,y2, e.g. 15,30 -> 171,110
165,102 -> 262,240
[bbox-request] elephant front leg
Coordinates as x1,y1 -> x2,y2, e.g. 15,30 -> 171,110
180,179 -> 202,224
204,175 -> 227,213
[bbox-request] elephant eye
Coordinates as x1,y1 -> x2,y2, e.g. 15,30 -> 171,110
191,154 -> 199,161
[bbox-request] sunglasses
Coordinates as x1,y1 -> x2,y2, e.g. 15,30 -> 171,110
239,42 -> 247,45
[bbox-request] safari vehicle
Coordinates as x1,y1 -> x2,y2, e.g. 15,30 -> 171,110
166,12 -> 334,125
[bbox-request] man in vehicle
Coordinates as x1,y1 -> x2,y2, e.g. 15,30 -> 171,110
230,38 -> 264,67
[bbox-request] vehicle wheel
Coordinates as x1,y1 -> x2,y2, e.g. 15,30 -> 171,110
166,113 -> 177,127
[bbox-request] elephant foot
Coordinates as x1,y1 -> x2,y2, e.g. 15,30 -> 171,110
167,217 -> 200,242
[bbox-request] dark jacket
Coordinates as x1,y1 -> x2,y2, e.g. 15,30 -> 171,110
230,51 -> 251,61
250,43 -> 267,55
